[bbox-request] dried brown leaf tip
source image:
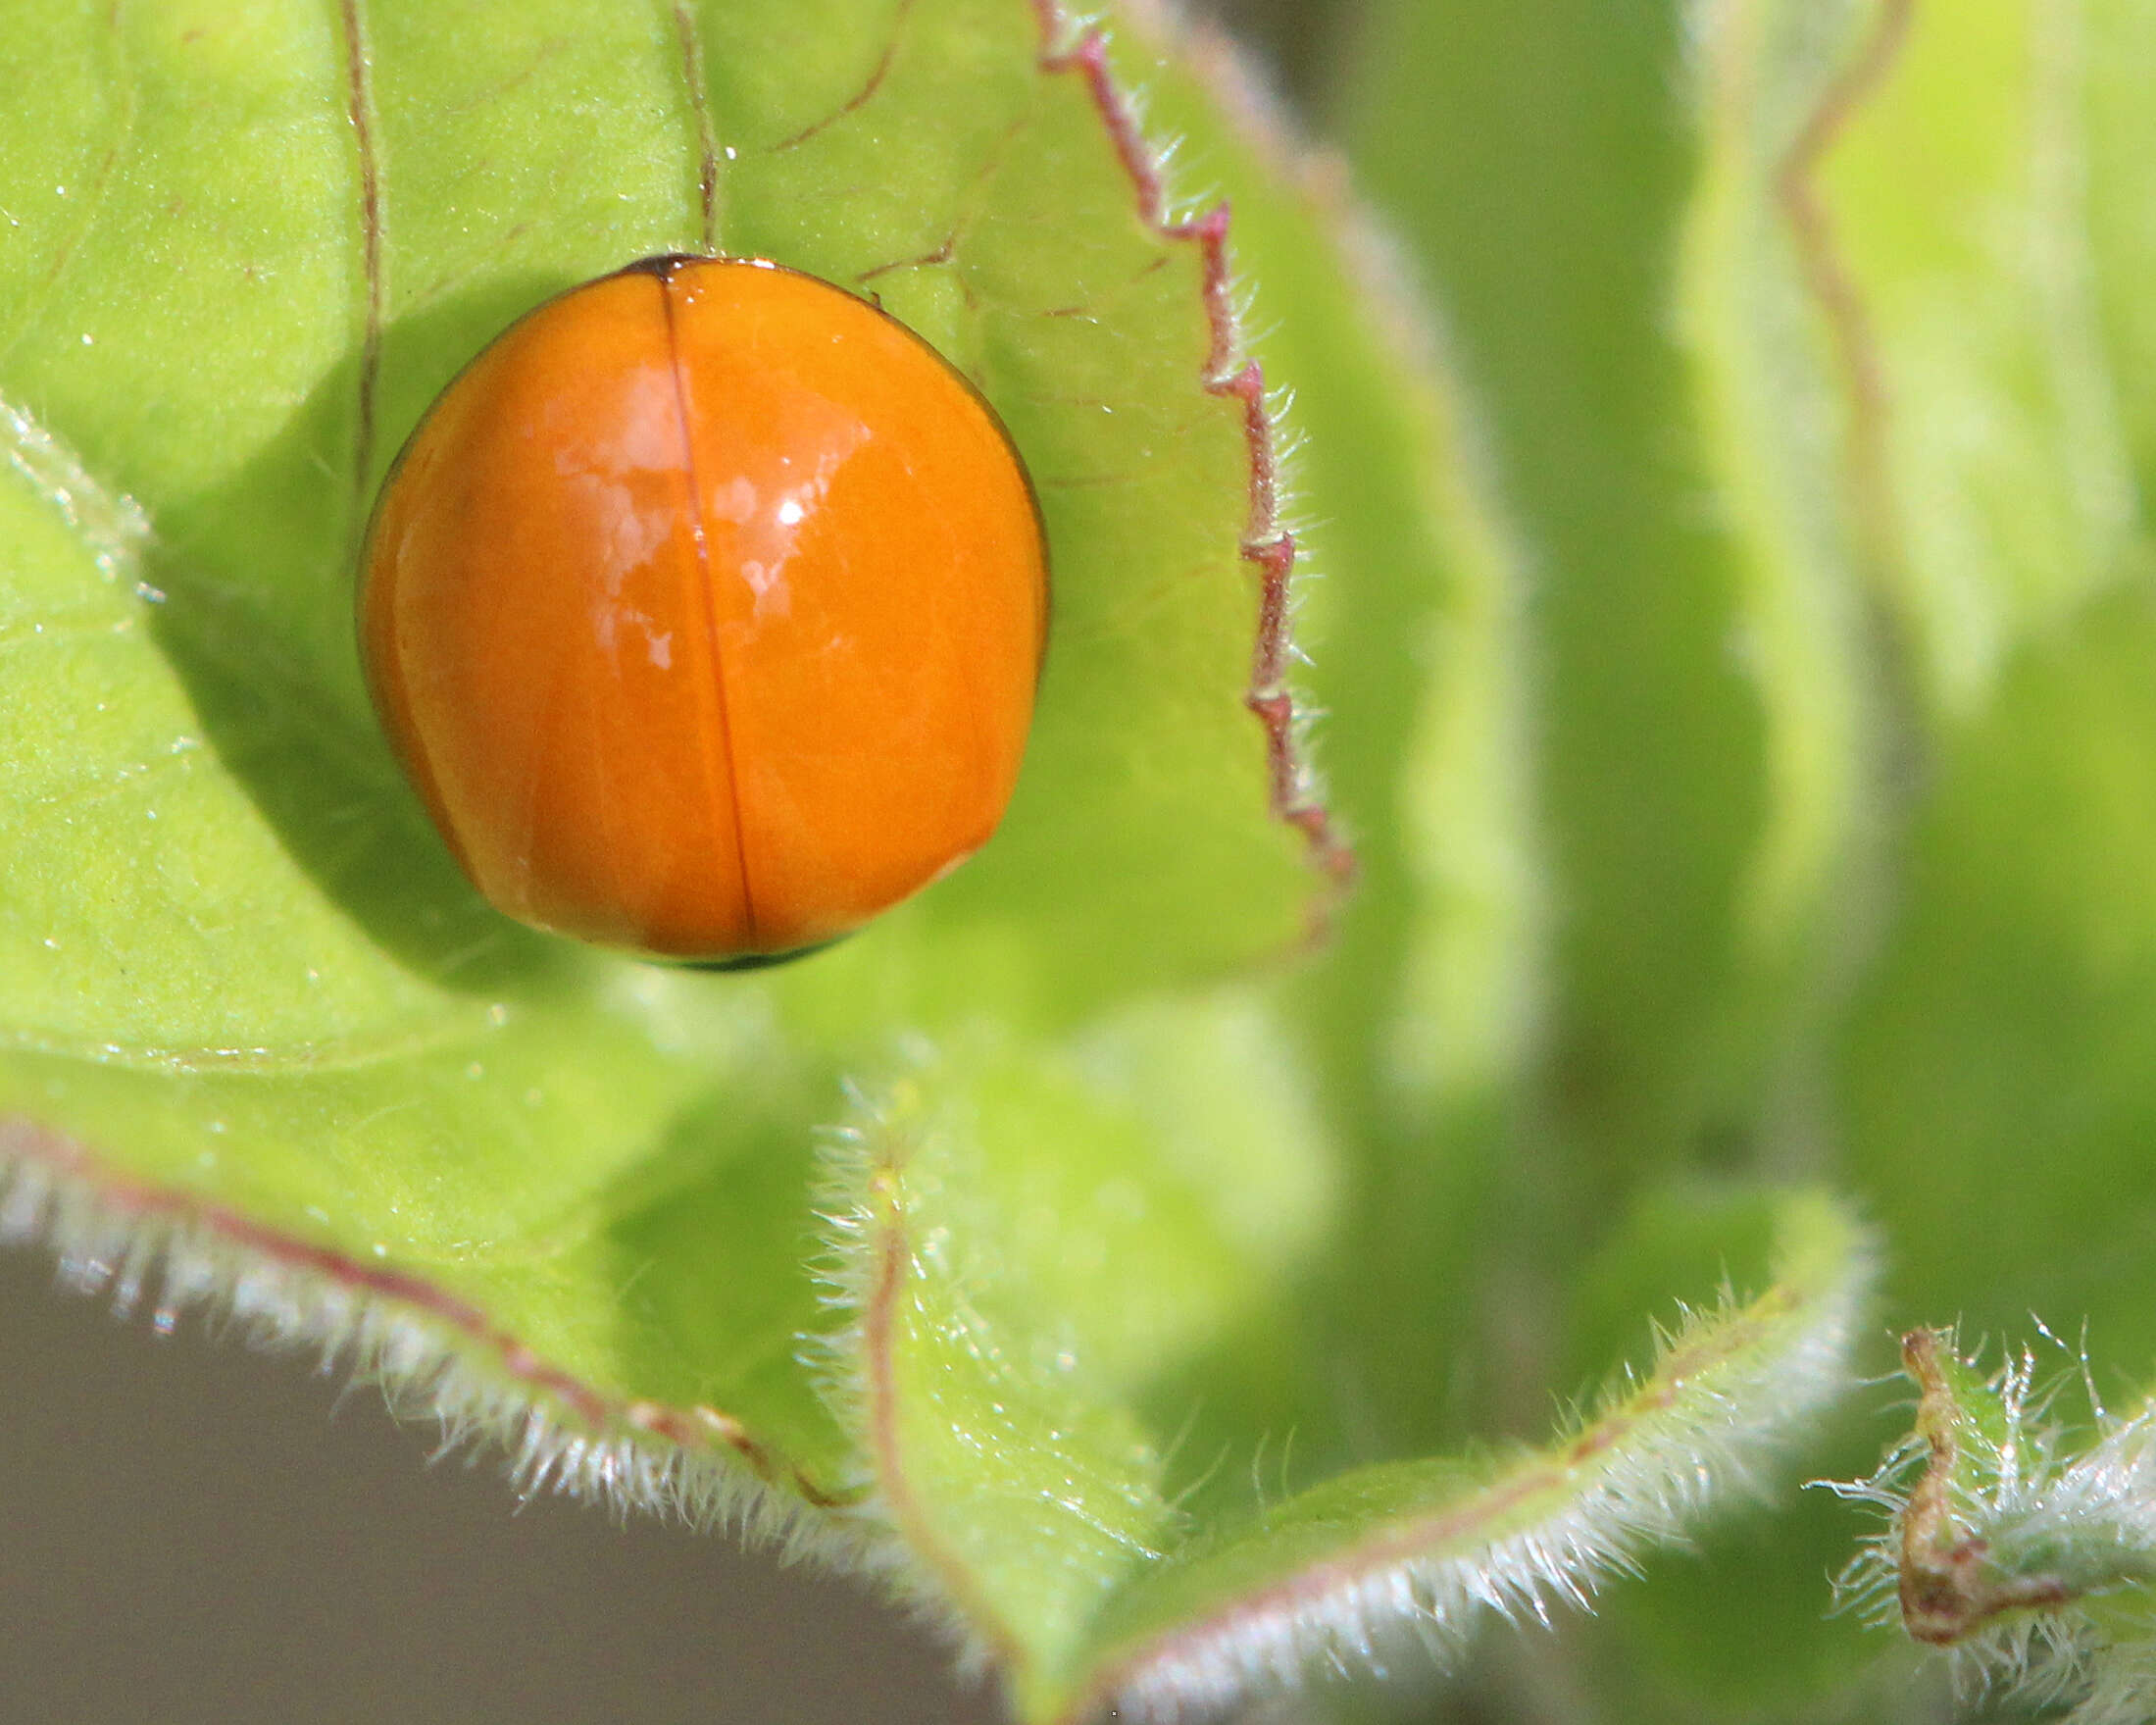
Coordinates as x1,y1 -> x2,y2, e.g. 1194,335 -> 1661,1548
1897,1328 -> 2071,1648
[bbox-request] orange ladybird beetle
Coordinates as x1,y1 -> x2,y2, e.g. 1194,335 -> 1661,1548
359,255 -> 1049,964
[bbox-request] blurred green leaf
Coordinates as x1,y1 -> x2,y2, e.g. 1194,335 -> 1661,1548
1343,0 -> 1778,1199
1814,0 -> 2156,1390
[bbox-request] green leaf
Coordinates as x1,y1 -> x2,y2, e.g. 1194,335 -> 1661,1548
818,995 -> 1337,1713
0,0 -> 1336,1533
827,1074 -> 1871,1725
1068,1192 -> 1870,1723
1556,1182 -> 1895,1710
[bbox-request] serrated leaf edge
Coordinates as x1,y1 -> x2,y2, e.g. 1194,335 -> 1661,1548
1041,0 -> 1355,917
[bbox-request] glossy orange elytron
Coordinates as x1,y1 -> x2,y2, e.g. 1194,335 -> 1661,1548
359,255 -> 1048,962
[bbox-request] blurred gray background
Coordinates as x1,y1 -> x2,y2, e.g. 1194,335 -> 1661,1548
0,7 -> 1356,1725
0,1248 -> 1004,1724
